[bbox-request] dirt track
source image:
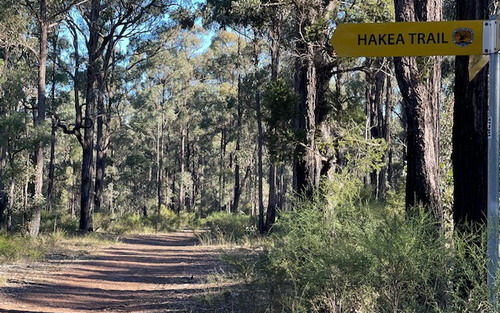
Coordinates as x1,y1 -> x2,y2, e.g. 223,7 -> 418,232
0,232 -> 223,313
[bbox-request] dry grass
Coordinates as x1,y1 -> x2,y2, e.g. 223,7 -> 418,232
0,231 -> 121,288
0,231 -> 120,265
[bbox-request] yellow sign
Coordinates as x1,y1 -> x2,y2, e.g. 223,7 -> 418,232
468,55 -> 489,81
331,20 -> 484,57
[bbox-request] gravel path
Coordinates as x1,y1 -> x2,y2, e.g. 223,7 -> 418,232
0,231 -> 223,313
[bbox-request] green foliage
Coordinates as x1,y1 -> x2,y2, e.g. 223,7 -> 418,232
199,212 -> 253,244
170,7 -> 196,29
204,0 -> 267,29
342,0 -> 395,23
0,230 -> 121,265
263,79 -> 298,163
0,234 -> 51,261
222,195 -> 491,313
110,213 -> 144,234
149,207 -> 197,231
105,207 -> 197,235
39,211 -> 79,234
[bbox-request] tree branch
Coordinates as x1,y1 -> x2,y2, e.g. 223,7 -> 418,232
49,0 -> 90,21
330,65 -> 368,75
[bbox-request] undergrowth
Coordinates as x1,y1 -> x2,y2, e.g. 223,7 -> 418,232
200,192 -> 492,313
0,234 -> 51,262
0,231 -> 120,264
98,206 -> 198,234
196,212 -> 255,246
39,206 -> 198,235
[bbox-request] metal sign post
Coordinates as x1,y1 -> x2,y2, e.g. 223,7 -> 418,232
487,16 -> 500,312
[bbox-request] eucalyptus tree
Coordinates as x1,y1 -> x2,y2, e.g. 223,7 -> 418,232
289,0 -> 337,196
0,1 -> 36,230
139,27 -> 202,214
59,0 -> 171,231
18,0 -> 89,236
393,0 -> 443,221
453,0 -> 489,225
264,1 -> 290,230
365,61 -> 395,200
341,2 -> 395,200
205,0 -> 287,232
0,70 -> 34,231
23,0 -> 50,234
202,30 -> 244,213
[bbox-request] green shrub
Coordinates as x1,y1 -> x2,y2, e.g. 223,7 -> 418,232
107,207 -> 198,234
40,211 -> 79,234
447,228 -> 491,313
199,212 -> 253,244
0,234 -> 51,262
109,213 -> 144,234
215,190 -> 491,313
247,200 -> 491,313
93,212 -> 115,231
147,207 -> 197,231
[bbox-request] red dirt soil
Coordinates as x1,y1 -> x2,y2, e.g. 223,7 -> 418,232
0,231 -> 223,313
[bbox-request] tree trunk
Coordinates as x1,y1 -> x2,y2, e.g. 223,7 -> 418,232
232,37 -> 243,214
46,33 -> 58,212
157,115 -> 164,216
7,179 -> 14,232
94,37 -> 115,214
66,24 -> 81,220
266,23 -> 280,231
0,146 -> 7,227
257,91 -> 264,233
69,158 -> 76,217
393,0 -> 443,222
0,68 -> 6,225
94,77 -> 107,213
27,0 -> 49,237
452,0 -> 488,225
46,119 -> 57,211
185,129 -> 192,210
253,36 -> 265,234
80,0 -> 101,232
379,77 -> 393,199
366,60 -> 389,200
293,2 -> 335,196
232,157 -> 241,214
218,127 -> 227,211
278,165 -> 287,210
252,149 -> 258,218
179,126 -> 186,212
266,164 -> 278,231
94,134 -> 108,214
172,165 -> 177,213
294,42 -> 320,196
190,144 -> 197,210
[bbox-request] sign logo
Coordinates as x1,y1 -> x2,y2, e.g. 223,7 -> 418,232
453,28 -> 474,47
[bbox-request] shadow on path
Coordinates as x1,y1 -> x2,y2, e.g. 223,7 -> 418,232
0,232 -> 222,313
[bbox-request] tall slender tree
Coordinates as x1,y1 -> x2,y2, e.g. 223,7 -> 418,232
25,0 -> 49,236
393,0 -> 442,221
69,0 -> 166,231
265,3 -> 284,231
23,0 -> 79,236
